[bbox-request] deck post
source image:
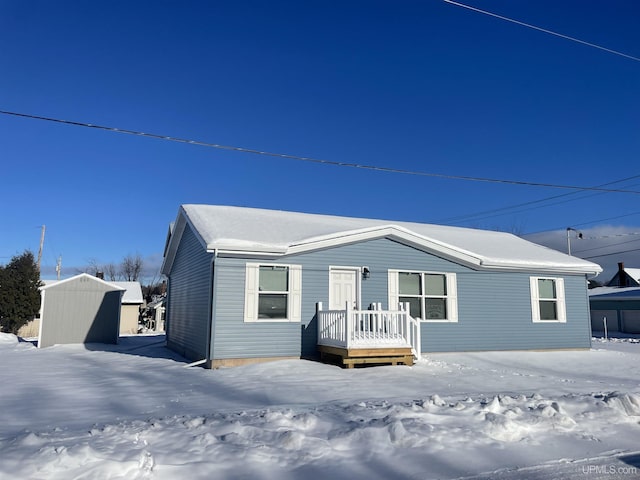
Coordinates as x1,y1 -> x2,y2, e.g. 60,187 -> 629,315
316,302 -> 323,344
345,301 -> 352,348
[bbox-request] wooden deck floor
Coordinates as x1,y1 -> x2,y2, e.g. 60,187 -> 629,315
318,344 -> 414,368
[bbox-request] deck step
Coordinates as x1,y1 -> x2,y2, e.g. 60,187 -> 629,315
318,345 -> 414,368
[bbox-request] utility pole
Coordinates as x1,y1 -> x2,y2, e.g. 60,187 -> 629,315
37,225 -> 46,271
566,227 -> 582,256
55,255 -> 62,280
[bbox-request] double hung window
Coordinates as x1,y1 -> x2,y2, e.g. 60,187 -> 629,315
244,263 -> 301,322
389,270 -> 458,322
530,277 -> 566,322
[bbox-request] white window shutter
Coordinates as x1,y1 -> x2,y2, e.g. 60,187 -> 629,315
289,265 -> 302,322
529,277 -> 540,322
556,278 -> 566,322
388,270 -> 399,310
446,273 -> 458,322
244,263 -> 259,322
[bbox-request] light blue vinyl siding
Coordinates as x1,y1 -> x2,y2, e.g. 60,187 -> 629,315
211,258 -> 302,359
422,272 -> 591,352
205,237 -> 591,360
165,224 -> 213,361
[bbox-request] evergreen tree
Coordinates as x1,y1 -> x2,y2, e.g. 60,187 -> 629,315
0,251 -> 42,334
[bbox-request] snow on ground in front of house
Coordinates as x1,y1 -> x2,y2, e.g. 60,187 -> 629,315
1,334 -> 639,479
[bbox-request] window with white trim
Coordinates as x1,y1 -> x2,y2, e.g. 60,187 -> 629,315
244,263 -> 302,322
388,270 -> 458,322
530,277 -> 566,323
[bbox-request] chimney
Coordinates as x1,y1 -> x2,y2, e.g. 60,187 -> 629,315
618,262 -> 627,287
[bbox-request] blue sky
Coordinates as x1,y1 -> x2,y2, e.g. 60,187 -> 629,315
1,0 -> 639,282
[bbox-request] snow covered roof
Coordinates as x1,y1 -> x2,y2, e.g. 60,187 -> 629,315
589,286 -> 640,301
111,282 -> 144,304
162,204 -> 603,275
41,273 -> 126,292
622,268 -> 640,282
41,275 -> 142,303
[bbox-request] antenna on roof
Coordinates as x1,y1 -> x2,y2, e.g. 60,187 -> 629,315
37,225 -> 46,271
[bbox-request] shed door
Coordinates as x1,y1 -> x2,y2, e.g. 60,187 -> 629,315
329,268 -> 359,310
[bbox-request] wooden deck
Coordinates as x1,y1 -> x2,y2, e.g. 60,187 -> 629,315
318,344 -> 414,368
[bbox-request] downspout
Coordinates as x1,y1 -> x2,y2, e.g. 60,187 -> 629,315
183,249 -> 217,369
206,249 -> 218,368
36,288 -> 45,348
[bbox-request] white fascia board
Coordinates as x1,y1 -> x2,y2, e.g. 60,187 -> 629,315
207,242 -> 288,255
476,262 -> 601,275
162,208 -> 210,275
477,257 -> 603,275
286,225 -> 483,266
201,224 -> 601,275
40,273 -> 127,291
161,214 -> 186,275
213,248 -> 287,258
211,225 -> 484,267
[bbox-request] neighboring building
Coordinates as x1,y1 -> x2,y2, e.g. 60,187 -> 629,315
589,263 -> 640,334
605,262 -> 640,288
140,296 -> 166,332
19,278 -> 144,339
111,281 -> 144,334
37,273 -> 125,348
161,205 -> 603,368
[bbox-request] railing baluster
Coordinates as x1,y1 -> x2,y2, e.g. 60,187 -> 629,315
317,302 -> 418,352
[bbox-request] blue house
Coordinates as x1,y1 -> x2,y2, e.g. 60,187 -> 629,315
161,205 -> 602,368
589,263 -> 640,334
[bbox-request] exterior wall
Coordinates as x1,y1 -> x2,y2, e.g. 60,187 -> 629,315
210,238 -> 592,361
119,304 -> 140,334
590,308 -> 620,332
17,318 -> 40,338
211,257 -> 304,360
622,310 -> 640,333
39,276 -> 121,348
165,223 -> 213,361
590,299 -> 640,333
421,272 -> 590,352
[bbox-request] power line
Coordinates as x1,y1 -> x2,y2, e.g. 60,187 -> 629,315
573,235 -> 640,255
584,247 -> 640,260
573,211 -> 640,228
582,232 -> 640,241
440,175 -> 640,225
2,109 -> 640,195
443,0 -> 640,63
525,210 -> 640,236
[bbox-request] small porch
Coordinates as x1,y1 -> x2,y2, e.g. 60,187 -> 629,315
316,302 -> 421,368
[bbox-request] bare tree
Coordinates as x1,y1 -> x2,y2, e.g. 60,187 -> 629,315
79,258 -> 101,276
120,254 -> 143,281
104,263 -> 118,281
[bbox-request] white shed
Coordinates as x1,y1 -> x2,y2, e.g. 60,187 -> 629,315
38,273 -> 125,348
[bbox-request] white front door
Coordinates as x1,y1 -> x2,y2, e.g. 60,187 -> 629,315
329,268 -> 359,310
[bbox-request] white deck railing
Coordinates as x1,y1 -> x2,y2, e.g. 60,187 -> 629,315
317,302 -> 421,358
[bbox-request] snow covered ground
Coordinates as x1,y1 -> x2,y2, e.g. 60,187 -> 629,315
1,333 -> 639,479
